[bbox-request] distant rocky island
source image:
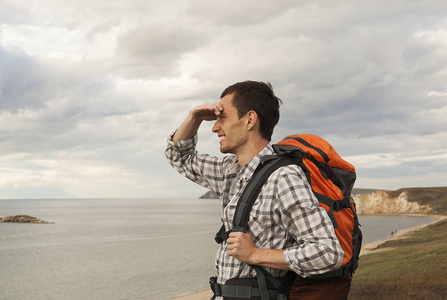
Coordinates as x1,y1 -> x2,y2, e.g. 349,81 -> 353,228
0,215 -> 54,224
199,191 -> 219,199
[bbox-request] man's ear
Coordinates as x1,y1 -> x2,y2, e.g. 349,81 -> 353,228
246,110 -> 258,131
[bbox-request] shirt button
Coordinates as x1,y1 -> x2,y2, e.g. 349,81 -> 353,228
244,177 -> 249,181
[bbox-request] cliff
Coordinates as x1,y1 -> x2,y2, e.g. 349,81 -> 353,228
387,187 -> 447,215
0,215 -> 54,224
353,191 -> 433,215
200,186 -> 447,215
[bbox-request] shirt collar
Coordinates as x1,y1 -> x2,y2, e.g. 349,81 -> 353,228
237,143 -> 275,180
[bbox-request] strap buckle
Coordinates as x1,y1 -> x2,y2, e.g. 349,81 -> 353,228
215,228 -> 243,244
209,277 -> 221,296
332,198 -> 351,211
214,233 -> 224,244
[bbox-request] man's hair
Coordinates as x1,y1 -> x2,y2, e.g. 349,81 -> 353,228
220,80 -> 282,141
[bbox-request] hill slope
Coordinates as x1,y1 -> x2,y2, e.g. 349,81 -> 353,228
350,219 -> 447,299
388,187 -> 447,214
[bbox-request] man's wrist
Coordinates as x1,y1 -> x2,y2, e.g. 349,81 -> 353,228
248,248 -> 263,265
248,248 -> 291,271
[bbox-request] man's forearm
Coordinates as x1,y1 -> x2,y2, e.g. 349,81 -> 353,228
227,232 -> 292,271
172,113 -> 203,142
251,248 -> 292,271
172,102 -> 222,142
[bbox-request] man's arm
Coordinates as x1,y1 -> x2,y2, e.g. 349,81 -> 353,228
165,101 -> 230,195
227,231 -> 291,270
172,102 -> 223,142
226,168 -> 344,276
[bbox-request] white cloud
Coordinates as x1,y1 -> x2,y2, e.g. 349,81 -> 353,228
346,149 -> 447,170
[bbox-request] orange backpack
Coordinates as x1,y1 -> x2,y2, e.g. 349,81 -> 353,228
274,134 -> 362,272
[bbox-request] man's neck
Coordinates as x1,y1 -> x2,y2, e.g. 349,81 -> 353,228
236,138 -> 270,167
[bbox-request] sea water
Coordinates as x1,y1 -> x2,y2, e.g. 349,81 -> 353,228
0,198 -> 435,300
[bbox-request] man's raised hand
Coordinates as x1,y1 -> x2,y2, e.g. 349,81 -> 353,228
190,102 -> 223,121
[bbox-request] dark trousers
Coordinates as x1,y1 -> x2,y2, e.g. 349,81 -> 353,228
289,275 -> 352,300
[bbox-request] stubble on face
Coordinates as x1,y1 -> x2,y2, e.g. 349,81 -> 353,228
213,94 -> 247,155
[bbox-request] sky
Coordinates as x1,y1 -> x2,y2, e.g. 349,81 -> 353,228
0,0 -> 446,199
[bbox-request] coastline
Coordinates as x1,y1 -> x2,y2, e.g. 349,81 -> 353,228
168,214 -> 447,300
359,214 -> 446,255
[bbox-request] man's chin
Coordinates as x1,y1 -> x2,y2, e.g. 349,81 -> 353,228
219,145 -> 232,154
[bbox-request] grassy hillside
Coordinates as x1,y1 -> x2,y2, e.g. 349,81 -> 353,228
389,187 -> 447,215
350,186 -> 447,299
352,188 -> 381,195
350,219 -> 447,299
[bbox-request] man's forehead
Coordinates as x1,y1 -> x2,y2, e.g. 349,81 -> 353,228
219,93 -> 235,109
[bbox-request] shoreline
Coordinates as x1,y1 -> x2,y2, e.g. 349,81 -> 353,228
168,214 -> 447,300
359,214 -> 446,255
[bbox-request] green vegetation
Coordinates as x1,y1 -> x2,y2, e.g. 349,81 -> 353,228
389,187 -> 447,215
352,188 -> 382,195
350,219 -> 447,299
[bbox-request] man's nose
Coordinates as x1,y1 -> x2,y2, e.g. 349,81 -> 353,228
212,120 -> 220,133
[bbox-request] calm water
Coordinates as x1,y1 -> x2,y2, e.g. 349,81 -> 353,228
0,198 -> 435,300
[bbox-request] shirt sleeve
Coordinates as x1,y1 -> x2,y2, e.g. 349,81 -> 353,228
275,167 -> 344,277
164,132 -> 228,195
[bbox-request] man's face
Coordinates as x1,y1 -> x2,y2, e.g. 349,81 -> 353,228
212,93 -> 248,155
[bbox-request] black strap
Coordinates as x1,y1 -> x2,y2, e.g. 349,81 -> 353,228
253,265 -> 290,297
209,276 -> 287,300
253,265 -> 270,300
233,156 -> 294,231
214,225 -> 226,244
214,156 -> 293,299
214,156 -> 292,245
315,194 -> 352,229
284,136 -> 330,163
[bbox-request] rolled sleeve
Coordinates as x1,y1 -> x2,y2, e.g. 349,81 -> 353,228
275,168 -> 344,277
165,132 -> 232,194
165,131 -> 197,160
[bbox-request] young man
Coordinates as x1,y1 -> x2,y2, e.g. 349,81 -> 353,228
165,81 -> 345,299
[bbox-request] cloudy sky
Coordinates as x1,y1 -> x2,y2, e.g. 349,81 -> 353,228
0,0 -> 446,199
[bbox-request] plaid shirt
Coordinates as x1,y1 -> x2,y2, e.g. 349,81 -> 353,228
165,133 -> 343,286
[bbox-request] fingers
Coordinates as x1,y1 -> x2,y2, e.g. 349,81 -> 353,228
226,237 -> 238,256
204,102 -> 223,117
214,102 -> 223,115
191,102 -> 223,121
227,232 -> 252,249
226,233 -> 239,253
226,232 -> 257,264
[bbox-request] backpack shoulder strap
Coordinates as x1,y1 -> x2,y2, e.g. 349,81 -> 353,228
216,155 -> 295,300
233,155 -> 294,232
214,155 -> 294,244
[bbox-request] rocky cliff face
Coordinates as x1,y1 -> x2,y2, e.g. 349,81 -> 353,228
353,191 -> 432,215
200,188 -> 439,215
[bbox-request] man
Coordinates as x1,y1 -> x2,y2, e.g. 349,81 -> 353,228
165,81 -> 345,299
